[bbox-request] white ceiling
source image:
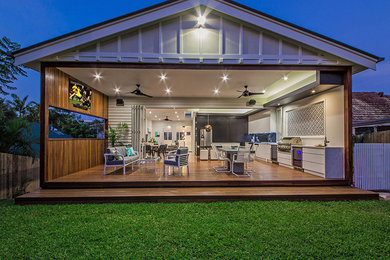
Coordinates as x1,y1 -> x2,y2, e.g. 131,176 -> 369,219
59,67 -> 313,98
146,108 -> 192,122
145,108 -> 254,121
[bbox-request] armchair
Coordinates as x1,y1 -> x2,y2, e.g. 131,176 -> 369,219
163,147 -> 189,176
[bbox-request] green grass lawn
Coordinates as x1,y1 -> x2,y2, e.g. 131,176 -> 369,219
1,200 -> 389,259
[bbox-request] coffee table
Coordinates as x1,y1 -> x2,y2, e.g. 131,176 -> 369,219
138,157 -> 159,172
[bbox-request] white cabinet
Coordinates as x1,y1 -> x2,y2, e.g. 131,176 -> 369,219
199,149 -> 209,160
255,144 -> 272,162
302,147 -> 344,178
277,151 -> 292,168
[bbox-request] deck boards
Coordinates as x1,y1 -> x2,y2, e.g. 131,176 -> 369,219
51,156 -> 322,183
16,186 -> 379,204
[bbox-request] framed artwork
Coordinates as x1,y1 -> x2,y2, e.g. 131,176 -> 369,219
155,131 -> 160,137
69,80 -> 92,110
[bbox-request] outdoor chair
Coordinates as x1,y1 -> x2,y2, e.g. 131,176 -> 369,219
231,148 -> 252,177
163,147 -> 189,176
211,144 -> 231,173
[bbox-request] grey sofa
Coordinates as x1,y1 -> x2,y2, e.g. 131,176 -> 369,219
104,146 -> 140,175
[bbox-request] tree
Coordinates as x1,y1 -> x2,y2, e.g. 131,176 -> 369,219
8,94 -> 37,118
24,102 -> 40,123
0,37 -> 27,95
0,118 -> 38,158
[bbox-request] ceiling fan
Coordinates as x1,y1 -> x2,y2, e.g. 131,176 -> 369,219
164,116 -> 172,121
237,85 -> 264,98
129,83 -> 153,98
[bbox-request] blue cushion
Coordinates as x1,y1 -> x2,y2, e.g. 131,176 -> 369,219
126,147 -> 135,156
164,159 -> 178,166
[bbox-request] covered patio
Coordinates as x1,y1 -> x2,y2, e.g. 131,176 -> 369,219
12,0 -> 383,201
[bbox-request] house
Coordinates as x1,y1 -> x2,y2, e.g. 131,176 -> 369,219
13,0 -> 382,203
353,92 -> 390,135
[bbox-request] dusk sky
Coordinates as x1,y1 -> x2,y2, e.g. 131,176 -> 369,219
1,0 -> 389,102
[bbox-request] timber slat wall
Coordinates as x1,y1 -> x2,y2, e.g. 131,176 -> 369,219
47,140 -> 105,180
46,67 -> 108,118
45,67 -> 108,181
0,153 -> 40,199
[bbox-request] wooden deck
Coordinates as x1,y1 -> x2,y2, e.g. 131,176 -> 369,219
44,156 -> 348,188
16,186 -> 379,205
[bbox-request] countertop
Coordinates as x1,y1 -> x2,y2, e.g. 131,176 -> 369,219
292,145 -> 343,149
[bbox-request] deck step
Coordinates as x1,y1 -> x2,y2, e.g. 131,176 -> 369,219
15,186 -> 378,205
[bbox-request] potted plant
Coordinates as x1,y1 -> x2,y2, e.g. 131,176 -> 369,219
105,122 -> 129,146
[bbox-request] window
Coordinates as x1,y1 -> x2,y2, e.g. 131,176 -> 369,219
49,107 -> 105,139
164,132 -> 172,140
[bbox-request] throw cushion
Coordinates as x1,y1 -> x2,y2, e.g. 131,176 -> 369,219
114,150 -> 122,160
126,147 -> 135,156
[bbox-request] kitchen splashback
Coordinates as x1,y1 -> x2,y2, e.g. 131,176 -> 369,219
286,101 -> 325,136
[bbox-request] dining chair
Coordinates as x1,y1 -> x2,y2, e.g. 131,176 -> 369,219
211,144 -> 231,173
145,144 -> 153,157
231,148 -> 252,177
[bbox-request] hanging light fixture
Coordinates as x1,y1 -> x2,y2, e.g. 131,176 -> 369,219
205,114 -> 212,132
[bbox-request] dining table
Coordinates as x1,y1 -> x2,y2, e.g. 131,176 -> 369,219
219,148 -> 245,174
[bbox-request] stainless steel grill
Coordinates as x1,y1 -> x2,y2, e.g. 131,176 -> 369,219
277,137 -> 302,152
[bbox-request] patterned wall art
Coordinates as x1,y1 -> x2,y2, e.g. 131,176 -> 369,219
286,101 -> 325,136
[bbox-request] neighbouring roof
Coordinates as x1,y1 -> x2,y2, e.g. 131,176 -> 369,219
12,0 -> 383,72
353,92 -> 390,125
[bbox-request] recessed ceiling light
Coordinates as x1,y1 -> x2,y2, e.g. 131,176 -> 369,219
114,88 -> 120,93
94,73 -> 102,80
283,75 -> 288,81
214,89 -> 220,94
278,103 -> 281,106
262,89 -> 266,93
175,111 -> 178,114
165,88 -> 171,94
160,73 -> 167,81
149,111 -> 152,114
155,115 -> 157,118
221,74 -> 229,81
312,90 -> 316,94
197,16 -> 206,26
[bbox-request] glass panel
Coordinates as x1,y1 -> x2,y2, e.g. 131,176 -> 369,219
49,107 -> 105,139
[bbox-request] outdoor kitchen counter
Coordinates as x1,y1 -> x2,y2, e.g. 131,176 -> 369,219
292,145 -> 343,149
291,146 -> 344,178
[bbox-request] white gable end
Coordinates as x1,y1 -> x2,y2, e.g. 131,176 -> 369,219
44,9 -> 350,67
14,0 -> 381,72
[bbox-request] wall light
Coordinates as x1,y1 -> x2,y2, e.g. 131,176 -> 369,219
197,16 -> 206,26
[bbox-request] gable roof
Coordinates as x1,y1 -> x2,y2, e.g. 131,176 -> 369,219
13,0 -> 383,71
353,92 -> 390,124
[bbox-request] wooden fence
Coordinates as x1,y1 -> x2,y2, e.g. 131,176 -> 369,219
358,130 -> 390,143
0,153 -> 40,199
